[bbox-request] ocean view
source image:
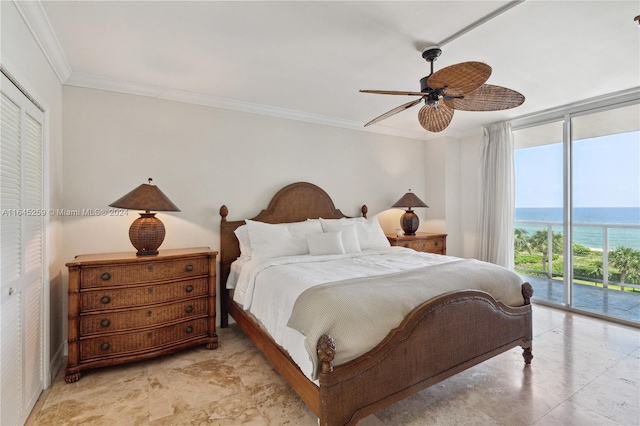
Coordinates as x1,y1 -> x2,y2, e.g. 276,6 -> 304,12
515,207 -> 640,250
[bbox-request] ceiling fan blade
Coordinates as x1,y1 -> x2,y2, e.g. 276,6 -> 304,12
449,84 -> 525,111
417,103 -> 454,132
427,61 -> 491,97
360,89 -> 427,96
364,98 -> 423,127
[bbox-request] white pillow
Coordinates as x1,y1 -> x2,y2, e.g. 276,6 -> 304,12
354,216 -> 390,250
306,231 -> 345,256
234,225 -> 252,259
245,219 -> 323,259
319,219 -> 361,253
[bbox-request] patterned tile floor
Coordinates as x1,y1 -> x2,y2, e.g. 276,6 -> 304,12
27,305 -> 639,425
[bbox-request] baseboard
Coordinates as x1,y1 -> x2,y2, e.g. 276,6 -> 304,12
48,342 -> 65,385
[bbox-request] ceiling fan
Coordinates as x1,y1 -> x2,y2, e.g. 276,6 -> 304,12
360,47 -> 525,132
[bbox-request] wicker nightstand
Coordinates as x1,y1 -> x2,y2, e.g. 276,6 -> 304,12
65,247 -> 218,382
386,232 -> 447,255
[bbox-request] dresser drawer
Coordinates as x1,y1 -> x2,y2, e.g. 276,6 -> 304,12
80,297 -> 208,335
80,318 -> 208,360
81,277 -> 207,311
80,257 -> 209,288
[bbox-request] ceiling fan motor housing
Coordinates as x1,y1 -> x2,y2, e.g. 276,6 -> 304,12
420,76 -> 432,93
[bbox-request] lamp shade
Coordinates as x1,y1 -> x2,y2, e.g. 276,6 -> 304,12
391,190 -> 428,236
109,178 -> 180,256
109,179 -> 180,212
392,191 -> 429,209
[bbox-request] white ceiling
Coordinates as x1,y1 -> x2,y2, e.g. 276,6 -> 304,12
28,1 -> 640,140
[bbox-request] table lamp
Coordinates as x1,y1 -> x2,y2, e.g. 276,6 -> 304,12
392,190 -> 429,236
109,178 -> 180,255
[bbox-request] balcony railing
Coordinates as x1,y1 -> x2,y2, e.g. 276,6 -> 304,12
514,220 -> 640,291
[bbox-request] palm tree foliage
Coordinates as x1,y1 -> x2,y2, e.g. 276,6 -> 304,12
609,246 -> 640,284
514,228 -> 640,286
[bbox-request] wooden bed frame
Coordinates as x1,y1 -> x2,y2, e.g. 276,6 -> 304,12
219,182 -> 533,426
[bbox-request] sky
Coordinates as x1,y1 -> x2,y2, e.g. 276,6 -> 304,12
515,131 -> 640,208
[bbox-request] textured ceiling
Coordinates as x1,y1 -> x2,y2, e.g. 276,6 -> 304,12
37,1 -> 640,140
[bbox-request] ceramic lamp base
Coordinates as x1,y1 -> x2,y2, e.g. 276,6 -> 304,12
129,212 -> 165,255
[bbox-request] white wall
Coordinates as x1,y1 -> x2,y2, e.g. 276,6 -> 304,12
62,86 -> 430,321
459,133 -> 483,258
2,1 -> 65,383
423,136 -> 464,256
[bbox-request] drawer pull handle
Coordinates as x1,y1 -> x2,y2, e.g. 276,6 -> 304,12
186,326 -> 193,334
185,285 -> 194,293
100,319 -> 111,328
101,342 -> 110,351
185,305 -> 193,313
100,296 -> 111,304
404,243 -> 409,248
147,310 -> 152,317
101,272 -> 111,281
185,264 -> 194,272
435,241 -> 439,246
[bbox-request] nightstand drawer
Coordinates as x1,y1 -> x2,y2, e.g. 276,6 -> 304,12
80,297 -> 208,335
401,240 -> 428,251
80,318 -> 208,359
420,238 -> 444,254
80,257 -> 209,288
81,278 -> 207,311
386,233 -> 447,255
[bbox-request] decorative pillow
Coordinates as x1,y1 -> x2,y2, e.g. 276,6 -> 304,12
245,219 -> 323,259
234,224 -> 252,259
354,216 -> 390,250
306,231 -> 345,256
319,219 -> 361,253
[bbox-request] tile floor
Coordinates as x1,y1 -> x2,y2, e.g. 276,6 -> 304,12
27,305 -> 639,425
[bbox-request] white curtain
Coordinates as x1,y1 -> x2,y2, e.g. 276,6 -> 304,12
476,121 -> 515,268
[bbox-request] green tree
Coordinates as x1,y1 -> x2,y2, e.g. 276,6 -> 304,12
514,228 -> 531,253
528,230 -> 563,276
609,246 -> 640,284
587,261 -> 604,281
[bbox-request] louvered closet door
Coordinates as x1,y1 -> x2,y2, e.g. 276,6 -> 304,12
1,73 -> 44,426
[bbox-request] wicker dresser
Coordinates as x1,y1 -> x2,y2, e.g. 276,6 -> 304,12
65,247 -> 218,382
386,232 -> 447,255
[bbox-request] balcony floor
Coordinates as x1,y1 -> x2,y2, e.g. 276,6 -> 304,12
520,273 -> 640,324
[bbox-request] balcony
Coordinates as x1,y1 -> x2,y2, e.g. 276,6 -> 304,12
515,220 -> 640,325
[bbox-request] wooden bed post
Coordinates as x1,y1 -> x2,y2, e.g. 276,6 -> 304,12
521,282 -> 534,365
220,205 -> 229,328
317,335 -> 336,374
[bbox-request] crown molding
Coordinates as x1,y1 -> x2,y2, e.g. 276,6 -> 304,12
65,72 -> 430,141
14,0 -> 72,83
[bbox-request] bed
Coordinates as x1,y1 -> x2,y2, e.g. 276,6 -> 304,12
219,181 -> 533,426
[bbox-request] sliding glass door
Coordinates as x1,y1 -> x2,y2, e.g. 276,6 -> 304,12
513,101 -> 640,325
570,104 -> 640,321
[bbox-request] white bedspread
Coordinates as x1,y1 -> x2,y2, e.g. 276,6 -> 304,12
230,247 -> 524,380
